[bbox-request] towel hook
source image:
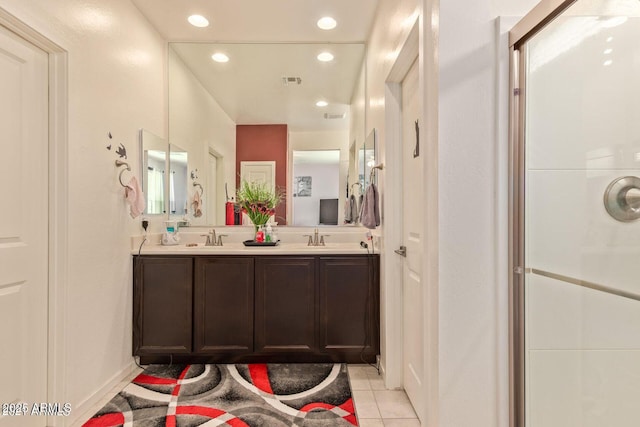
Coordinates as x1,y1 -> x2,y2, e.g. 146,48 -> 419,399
116,159 -> 131,187
193,182 -> 204,196
369,164 -> 384,184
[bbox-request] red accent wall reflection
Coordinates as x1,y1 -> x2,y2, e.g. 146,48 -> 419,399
236,124 -> 288,225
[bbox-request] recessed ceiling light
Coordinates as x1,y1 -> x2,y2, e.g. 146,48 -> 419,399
188,15 -> 209,28
317,52 -> 334,62
211,53 -> 229,63
316,100 -> 328,107
603,59 -> 613,66
604,48 -> 613,54
317,16 -> 337,30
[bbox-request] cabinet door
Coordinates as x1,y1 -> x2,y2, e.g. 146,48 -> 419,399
194,257 -> 254,354
255,257 -> 316,353
133,257 -> 193,355
319,256 -> 379,357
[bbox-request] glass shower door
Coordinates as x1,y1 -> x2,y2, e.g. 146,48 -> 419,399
518,0 -> 640,425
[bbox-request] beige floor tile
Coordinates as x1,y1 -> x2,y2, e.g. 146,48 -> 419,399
352,389 -> 382,419
383,418 -> 422,426
374,390 -> 417,419
358,419 -> 385,427
350,377 -> 372,390
369,377 -> 386,391
348,365 -> 370,379
363,365 -> 381,379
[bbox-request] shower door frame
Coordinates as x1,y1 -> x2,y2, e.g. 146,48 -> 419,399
508,1 -> 577,426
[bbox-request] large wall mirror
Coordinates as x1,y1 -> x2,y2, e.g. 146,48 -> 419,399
168,42 -> 369,227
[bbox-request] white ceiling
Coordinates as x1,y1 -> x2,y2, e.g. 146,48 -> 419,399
131,0 -> 380,131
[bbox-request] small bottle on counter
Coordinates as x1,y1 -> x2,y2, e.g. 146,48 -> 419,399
255,225 -> 265,242
265,223 -> 273,242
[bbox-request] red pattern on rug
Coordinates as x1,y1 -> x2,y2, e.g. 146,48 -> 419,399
248,363 -> 274,394
82,364 -> 357,426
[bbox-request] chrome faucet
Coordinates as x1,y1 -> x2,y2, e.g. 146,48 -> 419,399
303,228 -> 329,246
202,229 -> 216,246
201,229 -> 227,246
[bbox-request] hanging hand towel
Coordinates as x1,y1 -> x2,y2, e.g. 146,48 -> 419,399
349,194 -> 358,223
360,183 -> 380,229
191,191 -> 203,218
125,176 -> 145,219
344,198 -> 352,223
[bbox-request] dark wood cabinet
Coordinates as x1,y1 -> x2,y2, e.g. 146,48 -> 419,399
319,256 -> 379,360
255,257 -> 317,354
133,256 -> 193,355
133,254 -> 379,364
194,257 -> 254,354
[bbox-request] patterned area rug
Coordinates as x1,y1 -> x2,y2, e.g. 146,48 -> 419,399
83,363 -> 358,426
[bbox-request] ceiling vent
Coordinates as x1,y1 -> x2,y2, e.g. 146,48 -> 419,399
282,76 -> 302,86
324,112 -> 346,120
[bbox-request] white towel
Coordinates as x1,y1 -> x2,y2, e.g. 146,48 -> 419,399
360,183 -> 380,229
125,176 -> 145,219
344,195 -> 357,223
191,191 -> 203,218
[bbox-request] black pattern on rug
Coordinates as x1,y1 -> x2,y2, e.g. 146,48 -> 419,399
83,363 -> 357,426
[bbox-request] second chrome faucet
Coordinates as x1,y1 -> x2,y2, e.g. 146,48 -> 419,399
304,228 -> 329,246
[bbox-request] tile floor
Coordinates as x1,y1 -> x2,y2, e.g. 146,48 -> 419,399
348,365 -> 420,427
73,364 -> 420,426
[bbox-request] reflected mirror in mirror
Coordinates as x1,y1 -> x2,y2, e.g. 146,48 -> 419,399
292,150 -> 340,226
168,42 -> 366,226
140,129 -> 168,215
169,145 -> 188,217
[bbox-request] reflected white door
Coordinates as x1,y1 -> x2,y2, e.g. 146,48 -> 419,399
401,59 -> 424,417
240,161 -> 276,189
240,161 -> 276,224
0,25 -> 48,426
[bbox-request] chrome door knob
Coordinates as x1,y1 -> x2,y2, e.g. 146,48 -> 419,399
604,176 -> 640,222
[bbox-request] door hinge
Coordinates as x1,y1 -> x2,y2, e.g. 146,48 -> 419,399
513,88 -> 521,96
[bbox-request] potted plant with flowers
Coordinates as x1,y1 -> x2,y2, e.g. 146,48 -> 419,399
236,179 -> 282,235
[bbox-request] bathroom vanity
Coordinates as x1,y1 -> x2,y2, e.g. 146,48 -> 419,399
132,242 -> 379,364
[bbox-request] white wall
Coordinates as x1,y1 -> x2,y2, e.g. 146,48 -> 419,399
367,0 -> 541,425
0,0 -> 166,424
362,1 -> 419,398
437,0 -> 537,425
168,48 -> 236,226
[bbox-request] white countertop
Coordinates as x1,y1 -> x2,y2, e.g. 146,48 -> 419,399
133,241 -> 373,256
131,227 -> 381,256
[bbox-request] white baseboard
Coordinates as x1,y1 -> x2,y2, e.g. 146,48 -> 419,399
65,360 -> 142,427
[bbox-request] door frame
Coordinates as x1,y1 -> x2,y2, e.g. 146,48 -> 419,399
508,1 -> 578,426
0,7 -> 69,425
382,7 -> 439,424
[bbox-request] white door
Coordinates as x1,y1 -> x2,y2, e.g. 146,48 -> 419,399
240,161 -> 276,189
240,161 -> 276,225
0,25 -> 49,427
401,59 -> 425,417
